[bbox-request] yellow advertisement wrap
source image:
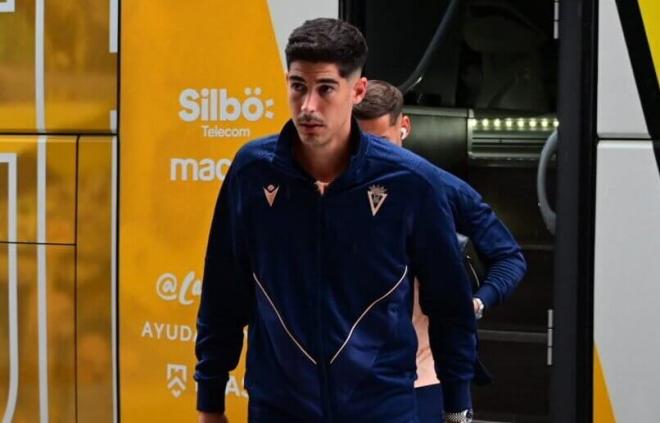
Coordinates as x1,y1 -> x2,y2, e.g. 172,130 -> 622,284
120,1 -> 289,421
43,1 -> 117,132
0,137 -> 76,243
77,137 -> 116,422
1,0 -> 117,421
0,136 -> 81,422
0,0 -> 116,132
593,346 -> 616,423
639,0 -> 660,86
0,1 -> 35,130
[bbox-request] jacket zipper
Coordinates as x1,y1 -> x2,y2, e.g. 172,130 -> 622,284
317,189 -> 333,422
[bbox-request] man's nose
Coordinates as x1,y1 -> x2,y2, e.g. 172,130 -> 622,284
301,91 -> 319,113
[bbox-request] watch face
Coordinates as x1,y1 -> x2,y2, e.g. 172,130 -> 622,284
446,410 -> 473,422
474,298 -> 484,319
476,298 -> 484,310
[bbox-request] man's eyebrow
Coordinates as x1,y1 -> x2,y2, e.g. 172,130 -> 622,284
287,75 -> 339,85
317,78 -> 339,85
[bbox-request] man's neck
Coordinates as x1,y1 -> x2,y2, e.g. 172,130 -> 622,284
294,124 -> 353,183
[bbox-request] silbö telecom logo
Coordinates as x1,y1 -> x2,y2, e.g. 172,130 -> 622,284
178,87 -> 274,138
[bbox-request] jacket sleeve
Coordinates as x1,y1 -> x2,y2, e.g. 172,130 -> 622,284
453,180 -> 527,308
411,183 -> 477,413
194,166 -> 253,413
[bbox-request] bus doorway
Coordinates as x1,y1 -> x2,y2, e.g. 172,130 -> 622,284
344,1 -> 561,420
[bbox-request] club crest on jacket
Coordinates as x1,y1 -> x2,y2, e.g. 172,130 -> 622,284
367,185 -> 388,216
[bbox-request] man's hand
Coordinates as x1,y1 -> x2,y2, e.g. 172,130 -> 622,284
199,412 -> 229,423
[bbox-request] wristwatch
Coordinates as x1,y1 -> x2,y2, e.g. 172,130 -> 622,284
474,297 -> 485,320
445,409 -> 473,422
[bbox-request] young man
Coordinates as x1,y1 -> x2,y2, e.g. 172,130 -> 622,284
196,19 -> 478,423
354,80 -> 527,422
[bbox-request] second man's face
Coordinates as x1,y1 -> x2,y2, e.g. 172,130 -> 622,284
357,114 -> 404,146
287,61 -> 366,148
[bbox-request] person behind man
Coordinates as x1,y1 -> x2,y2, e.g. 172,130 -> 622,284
354,80 -> 527,422
195,19 -> 479,423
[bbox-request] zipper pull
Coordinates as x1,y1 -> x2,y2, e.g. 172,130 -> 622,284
315,180 -> 329,196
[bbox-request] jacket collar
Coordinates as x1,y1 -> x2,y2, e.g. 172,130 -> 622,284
273,118 -> 370,187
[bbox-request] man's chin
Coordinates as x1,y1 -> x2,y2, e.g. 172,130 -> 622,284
297,132 -> 325,146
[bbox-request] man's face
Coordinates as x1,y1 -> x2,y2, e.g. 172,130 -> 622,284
357,114 -> 403,146
357,113 -> 411,147
287,61 -> 366,148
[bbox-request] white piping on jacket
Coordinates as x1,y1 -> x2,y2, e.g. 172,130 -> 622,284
253,273 -> 317,365
330,267 -> 409,364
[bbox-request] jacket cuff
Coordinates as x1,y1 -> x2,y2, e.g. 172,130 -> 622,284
196,376 -> 228,413
474,284 -> 499,308
442,380 -> 472,412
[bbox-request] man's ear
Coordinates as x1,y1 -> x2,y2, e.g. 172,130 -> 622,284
352,77 -> 368,104
401,115 -> 412,141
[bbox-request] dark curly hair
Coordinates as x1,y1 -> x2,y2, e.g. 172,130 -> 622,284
285,18 -> 368,78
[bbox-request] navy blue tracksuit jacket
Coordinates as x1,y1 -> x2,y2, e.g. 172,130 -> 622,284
195,120 -> 525,422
